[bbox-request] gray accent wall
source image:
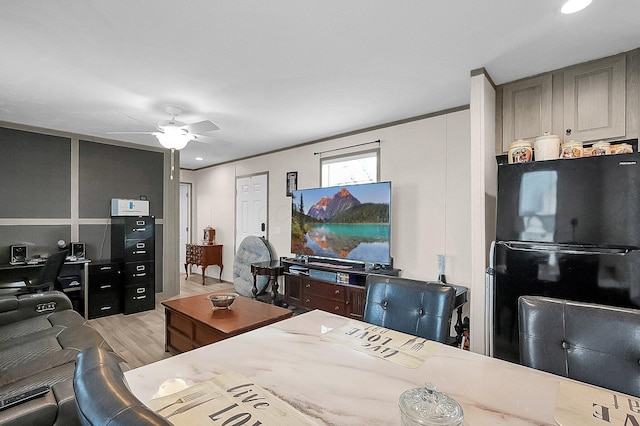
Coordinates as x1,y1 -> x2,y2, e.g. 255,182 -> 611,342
1,126 -> 168,293
0,127 -> 71,218
0,225 -> 71,260
79,141 -> 164,218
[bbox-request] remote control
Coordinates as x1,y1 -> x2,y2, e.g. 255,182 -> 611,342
0,386 -> 50,411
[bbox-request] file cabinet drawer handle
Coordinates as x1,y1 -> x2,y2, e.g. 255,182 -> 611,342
100,285 -> 111,289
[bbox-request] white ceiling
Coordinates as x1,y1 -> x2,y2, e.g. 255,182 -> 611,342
2,1 -> 639,169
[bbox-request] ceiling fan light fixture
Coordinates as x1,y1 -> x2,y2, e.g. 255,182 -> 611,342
561,0 -> 592,14
154,127 -> 191,150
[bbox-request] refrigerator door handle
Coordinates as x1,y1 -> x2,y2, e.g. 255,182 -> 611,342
486,241 -> 496,358
499,241 -> 630,256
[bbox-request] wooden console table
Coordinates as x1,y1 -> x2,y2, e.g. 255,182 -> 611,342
281,258 -> 401,320
185,244 -> 223,285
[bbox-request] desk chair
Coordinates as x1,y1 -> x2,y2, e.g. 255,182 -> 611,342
74,346 -> 171,426
0,250 -> 67,295
518,295 -> 640,397
363,275 -> 457,344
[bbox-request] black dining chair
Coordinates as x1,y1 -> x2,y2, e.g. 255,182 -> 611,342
363,275 -> 457,344
518,295 -> 640,397
74,346 -> 172,426
0,250 -> 68,295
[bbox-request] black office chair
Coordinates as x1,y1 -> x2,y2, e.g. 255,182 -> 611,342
0,250 -> 68,295
74,346 -> 172,426
363,275 -> 457,344
518,295 -> 640,397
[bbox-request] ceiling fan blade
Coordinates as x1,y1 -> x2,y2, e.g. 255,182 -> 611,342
184,120 -> 219,134
107,131 -> 156,135
190,135 -> 233,147
122,113 -> 162,131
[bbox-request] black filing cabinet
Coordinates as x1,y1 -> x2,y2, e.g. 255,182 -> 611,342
87,262 -> 122,319
111,216 -> 155,314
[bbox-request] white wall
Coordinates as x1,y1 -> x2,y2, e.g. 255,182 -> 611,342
469,71 -> 497,354
183,108 -> 472,291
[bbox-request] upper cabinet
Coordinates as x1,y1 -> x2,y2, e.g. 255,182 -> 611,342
502,74 -> 552,152
499,52 -> 633,153
563,55 -> 626,142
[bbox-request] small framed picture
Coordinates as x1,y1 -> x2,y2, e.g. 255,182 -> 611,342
286,171 -> 298,196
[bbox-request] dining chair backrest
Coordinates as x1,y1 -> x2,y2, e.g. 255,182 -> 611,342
363,275 -> 456,343
518,295 -> 640,397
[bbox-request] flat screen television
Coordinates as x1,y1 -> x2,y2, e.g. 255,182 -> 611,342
291,181 -> 392,266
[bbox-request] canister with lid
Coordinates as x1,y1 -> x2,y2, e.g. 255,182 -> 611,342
398,383 -> 464,425
591,141 -> 611,156
560,140 -> 583,158
508,139 -> 533,164
614,143 -> 633,154
533,133 -> 561,161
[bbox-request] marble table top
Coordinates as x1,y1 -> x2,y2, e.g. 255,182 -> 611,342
124,309 -> 605,425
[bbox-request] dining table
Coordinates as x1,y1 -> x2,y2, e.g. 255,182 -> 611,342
125,309 -> 638,425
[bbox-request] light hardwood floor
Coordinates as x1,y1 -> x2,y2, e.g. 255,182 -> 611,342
87,274 -> 234,369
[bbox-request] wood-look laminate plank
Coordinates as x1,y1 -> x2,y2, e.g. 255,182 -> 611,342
86,274 -> 235,369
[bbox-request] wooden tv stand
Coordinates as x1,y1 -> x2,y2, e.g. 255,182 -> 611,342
281,258 -> 400,319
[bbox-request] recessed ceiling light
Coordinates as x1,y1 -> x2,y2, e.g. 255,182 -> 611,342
195,157 -> 204,161
561,0 -> 592,14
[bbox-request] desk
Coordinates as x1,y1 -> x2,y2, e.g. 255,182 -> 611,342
125,309 -> 601,425
250,260 -> 284,304
0,259 -> 90,318
185,244 -> 223,284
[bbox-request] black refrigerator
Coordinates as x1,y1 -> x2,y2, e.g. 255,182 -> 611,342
490,151 -> 640,364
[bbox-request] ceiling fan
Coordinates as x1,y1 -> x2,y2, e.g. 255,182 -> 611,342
109,105 -> 220,150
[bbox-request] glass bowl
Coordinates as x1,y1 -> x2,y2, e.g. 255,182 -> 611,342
208,293 -> 239,310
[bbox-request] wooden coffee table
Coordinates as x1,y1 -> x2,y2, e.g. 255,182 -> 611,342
162,292 -> 293,354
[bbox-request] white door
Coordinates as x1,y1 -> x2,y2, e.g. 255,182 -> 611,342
235,173 -> 268,253
179,183 -> 191,268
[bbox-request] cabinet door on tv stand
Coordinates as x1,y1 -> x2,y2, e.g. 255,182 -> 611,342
284,275 -> 303,305
345,286 -> 366,319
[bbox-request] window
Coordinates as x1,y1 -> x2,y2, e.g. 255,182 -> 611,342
321,149 -> 379,187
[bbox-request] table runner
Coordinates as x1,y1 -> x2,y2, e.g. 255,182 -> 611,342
555,381 -> 639,425
322,320 -> 441,368
147,371 -> 318,425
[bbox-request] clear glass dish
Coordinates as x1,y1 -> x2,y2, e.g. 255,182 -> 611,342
398,382 -> 464,426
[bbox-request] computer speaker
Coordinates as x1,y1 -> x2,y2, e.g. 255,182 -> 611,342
71,242 -> 86,259
10,245 -> 27,263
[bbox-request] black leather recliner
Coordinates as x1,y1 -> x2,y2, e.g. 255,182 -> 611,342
0,290 -> 112,426
363,275 -> 457,343
73,346 -> 171,426
518,295 -> 640,397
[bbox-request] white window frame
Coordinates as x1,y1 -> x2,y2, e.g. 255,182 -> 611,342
320,149 -> 380,187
